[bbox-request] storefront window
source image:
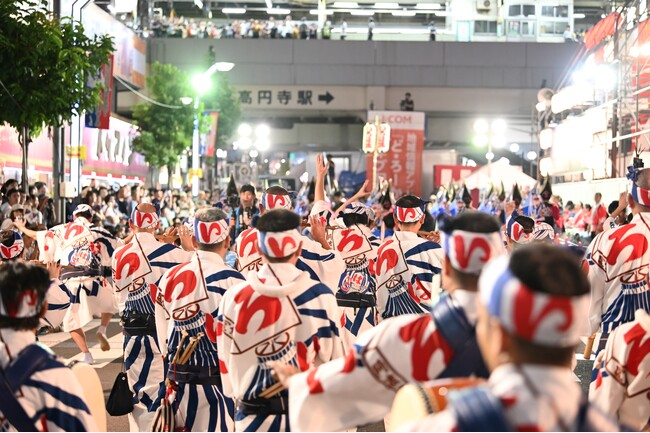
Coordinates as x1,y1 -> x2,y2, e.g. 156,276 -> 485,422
540,21 -> 568,35
541,5 -> 569,18
474,20 -> 498,34
507,19 -> 536,36
508,4 -> 536,17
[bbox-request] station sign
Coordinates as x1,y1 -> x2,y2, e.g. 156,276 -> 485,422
233,85 -> 367,111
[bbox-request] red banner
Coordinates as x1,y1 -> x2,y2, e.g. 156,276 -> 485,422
85,55 -> 114,130
203,112 -> 219,157
433,164 -> 480,189
366,111 -> 425,196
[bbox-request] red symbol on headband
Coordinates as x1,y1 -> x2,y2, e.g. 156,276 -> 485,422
198,221 -> 224,243
267,235 -> 297,257
267,194 -> 288,209
135,211 -> 156,227
396,207 -> 417,222
512,284 -> 573,341
0,244 -> 19,258
454,236 -> 490,270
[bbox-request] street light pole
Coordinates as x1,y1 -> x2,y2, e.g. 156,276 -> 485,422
190,61 -> 235,197
191,96 -> 201,197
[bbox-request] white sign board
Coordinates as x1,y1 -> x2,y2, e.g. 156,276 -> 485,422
233,85 -> 367,110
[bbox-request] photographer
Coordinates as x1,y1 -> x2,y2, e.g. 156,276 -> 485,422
228,184 -> 259,245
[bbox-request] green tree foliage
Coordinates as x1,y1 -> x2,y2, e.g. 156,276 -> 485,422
0,0 -> 113,188
131,62 -> 196,175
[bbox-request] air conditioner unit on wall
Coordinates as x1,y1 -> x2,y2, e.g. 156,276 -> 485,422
476,0 -> 492,11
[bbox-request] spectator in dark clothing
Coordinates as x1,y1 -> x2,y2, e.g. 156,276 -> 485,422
400,92 -> 414,111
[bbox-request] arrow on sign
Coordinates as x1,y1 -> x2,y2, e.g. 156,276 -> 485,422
318,91 -> 334,104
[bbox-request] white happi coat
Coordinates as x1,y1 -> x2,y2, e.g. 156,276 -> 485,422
376,231 -> 443,319
41,279 -> 72,330
0,329 -> 96,432
585,213 -> 650,335
36,217 -> 120,331
590,309 -> 650,431
329,224 -> 381,347
288,290 -> 478,432
112,232 -> 193,432
235,227 -> 345,292
156,250 -> 245,432
218,263 -> 345,432
406,364 -> 619,432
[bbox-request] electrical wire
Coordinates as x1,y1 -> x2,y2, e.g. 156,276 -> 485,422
0,77 -> 24,111
114,75 -> 189,109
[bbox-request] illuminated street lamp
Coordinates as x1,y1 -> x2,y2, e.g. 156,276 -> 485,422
190,61 -> 235,197
362,116 -> 391,191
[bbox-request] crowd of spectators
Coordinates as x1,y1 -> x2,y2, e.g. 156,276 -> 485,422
0,179 -> 222,243
147,15 -> 339,40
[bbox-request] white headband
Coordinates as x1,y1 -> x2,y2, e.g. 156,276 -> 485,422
479,256 -> 589,347
258,229 -> 302,258
506,212 -> 533,244
441,230 -> 505,275
131,207 -> 159,229
194,219 -> 229,244
532,222 -> 555,242
0,231 -> 24,260
0,287 -> 43,320
261,193 -> 292,210
394,205 -> 425,223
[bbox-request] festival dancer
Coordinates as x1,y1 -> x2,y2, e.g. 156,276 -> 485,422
0,261 -> 96,431
401,245 -> 619,432
272,211 -> 505,431
235,184 -> 344,291
15,204 -> 120,364
0,229 -> 71,332
218,209 -> 345,432
584,165 -> 650,353
112,203 -> 194,431
155,208 -> 245,431
590,308 -> 650,430
376,195 -> 444,318
332,201 -> 381,347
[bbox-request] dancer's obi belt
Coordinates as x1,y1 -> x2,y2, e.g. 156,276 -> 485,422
166,364 -> 222,386
121,312 -> 156,336
60,265 -> 112,280
336,292 -> 376,309
237,395 -> 288,417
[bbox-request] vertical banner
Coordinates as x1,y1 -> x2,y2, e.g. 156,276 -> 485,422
201,112 -> 219,157
366,111 -> 425,196
85,54 -> 114,129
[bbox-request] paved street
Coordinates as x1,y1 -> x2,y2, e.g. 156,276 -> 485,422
41,318 -> 596,432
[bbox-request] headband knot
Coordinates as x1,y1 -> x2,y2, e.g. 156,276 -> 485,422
258,229 -> 302,258
194,219 -> 229,244
479,256 -> 589,347
506,210 -> 533,244
339,201 -> 375,221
